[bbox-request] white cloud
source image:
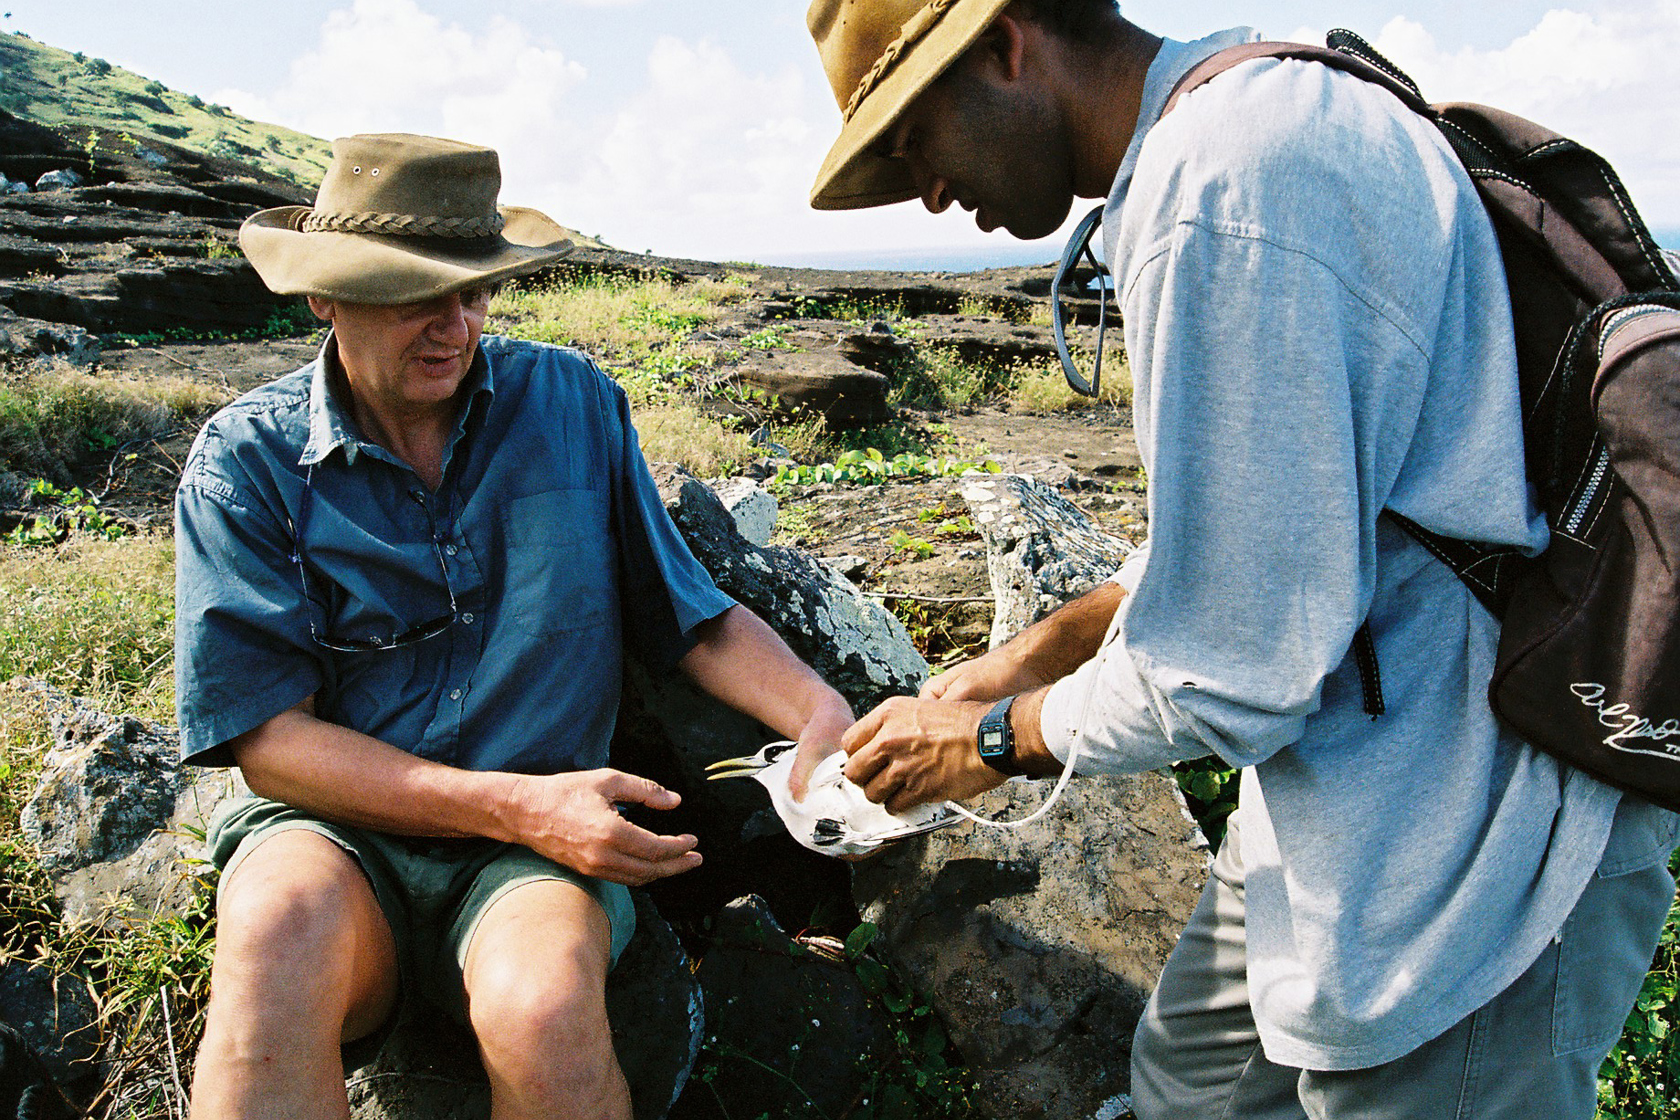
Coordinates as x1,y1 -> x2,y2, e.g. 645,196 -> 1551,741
214,0 -> 587,158
1368,2 -> 1680,228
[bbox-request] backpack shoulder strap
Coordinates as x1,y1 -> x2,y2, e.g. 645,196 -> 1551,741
1162,38 -> 1433,119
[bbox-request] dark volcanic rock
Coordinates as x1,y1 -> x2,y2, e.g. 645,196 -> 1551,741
735,348 -> 891,429
677,896 -> 887,1120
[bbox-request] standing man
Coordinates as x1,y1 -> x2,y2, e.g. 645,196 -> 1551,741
176,133 -> 853,1119
806,2 -> 1678,1116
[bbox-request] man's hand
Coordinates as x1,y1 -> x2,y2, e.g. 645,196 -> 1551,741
842,697 -> 1008,815
920,645 -> 1051,703
504,769 -> 702,887
787,694 -> 856,803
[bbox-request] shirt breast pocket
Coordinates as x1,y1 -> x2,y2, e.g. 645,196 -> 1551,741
500,488 -> 614,637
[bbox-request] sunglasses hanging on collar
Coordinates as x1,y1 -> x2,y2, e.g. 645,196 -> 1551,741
1051,204 -> 1111,398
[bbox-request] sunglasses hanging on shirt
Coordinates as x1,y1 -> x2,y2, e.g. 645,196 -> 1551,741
1052,204 -> 1111,398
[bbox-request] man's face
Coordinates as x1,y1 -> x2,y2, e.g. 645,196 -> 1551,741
310,285 -> 495,419
878,47 -> 1075,240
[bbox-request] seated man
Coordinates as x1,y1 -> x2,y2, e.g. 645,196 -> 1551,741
175,132 -> 852,1120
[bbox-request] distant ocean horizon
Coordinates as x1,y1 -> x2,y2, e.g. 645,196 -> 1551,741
752,244 -> 1060,274
758,223 -> 1678,274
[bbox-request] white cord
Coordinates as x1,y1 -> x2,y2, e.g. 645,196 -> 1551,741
942,594 -> 1122,831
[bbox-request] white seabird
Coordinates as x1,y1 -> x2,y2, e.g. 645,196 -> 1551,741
706,740 -> 961,857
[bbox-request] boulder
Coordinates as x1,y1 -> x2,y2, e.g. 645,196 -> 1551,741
961,473 -> 1137,648
18,683 -> 243,928
735,350 -> 891,429
711,477 -> 777,548
32,169 -> 83,192
849,477 -> 1207,1118
680,896 -> 888,1119
0,961 -> 99,1086
852,772 -> 1206,1120
613,466 -> 924,927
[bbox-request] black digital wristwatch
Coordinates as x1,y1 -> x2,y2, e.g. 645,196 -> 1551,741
977,694 -> 1023,777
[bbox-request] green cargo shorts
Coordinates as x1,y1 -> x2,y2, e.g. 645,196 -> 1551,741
207,796 -> 635,1070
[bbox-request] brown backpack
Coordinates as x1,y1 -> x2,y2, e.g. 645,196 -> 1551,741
1163,31 -> 1680,809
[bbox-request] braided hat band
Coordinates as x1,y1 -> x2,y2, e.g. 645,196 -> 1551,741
300,210 -> 507,239
843,0 -> 957,122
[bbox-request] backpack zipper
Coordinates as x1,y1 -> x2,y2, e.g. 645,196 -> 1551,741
1562,443 -> 1610,537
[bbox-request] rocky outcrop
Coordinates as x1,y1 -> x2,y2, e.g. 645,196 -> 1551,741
0,109 -> 309,347
735,349 -> 891,429
961,473 -> 1137,648
848,477 -> 1205,1119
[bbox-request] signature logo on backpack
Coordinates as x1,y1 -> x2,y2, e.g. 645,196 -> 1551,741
1572,683 -> 1680,759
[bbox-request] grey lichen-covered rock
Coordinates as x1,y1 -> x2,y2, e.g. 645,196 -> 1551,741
961,473 -> 1136,648
347,892 -> 701,1120
711,477 -> 778,548
652,463 -> 926,709
852,772 -> 1207,1120
688,896 -> 888,1120
17,682 -> 245,928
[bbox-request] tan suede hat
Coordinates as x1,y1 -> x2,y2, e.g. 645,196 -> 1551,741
240,133 -> 574,304
808,0 -> 1013,210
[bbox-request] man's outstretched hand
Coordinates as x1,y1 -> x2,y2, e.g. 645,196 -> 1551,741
505,769 -> 702,887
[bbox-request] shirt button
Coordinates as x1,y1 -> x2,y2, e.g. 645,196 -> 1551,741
445,544 -> 458,555
460,612 -> 475,624
449,688 -> 463,701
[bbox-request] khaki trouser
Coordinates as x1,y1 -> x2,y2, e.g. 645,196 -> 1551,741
1131,812 -> 1674,1120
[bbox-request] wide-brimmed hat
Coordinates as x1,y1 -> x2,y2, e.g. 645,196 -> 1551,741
808,0 -> 1013,211
240,133 -> 574,304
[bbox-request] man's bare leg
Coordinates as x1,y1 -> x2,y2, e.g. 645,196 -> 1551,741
190,830 -> 400,1120
463,881 -> 630,1120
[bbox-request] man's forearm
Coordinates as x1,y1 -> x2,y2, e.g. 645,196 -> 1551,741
679,605 -> 854,737
1011,582 -> 1127,683
229,699 -> 522,841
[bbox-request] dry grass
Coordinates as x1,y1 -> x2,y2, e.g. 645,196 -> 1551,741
632,404 -> 756,479
0,532 -> 176,721
488,272 -> 745,355
0,361 -> 231,483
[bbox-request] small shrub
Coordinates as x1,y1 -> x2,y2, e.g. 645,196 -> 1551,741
143,79 -> 165,97
1008,356 -> 1132,413
83,56 -> 111,77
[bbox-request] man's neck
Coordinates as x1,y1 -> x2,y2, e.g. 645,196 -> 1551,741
1062,19 -> 1163,199
326,347 -> 457,491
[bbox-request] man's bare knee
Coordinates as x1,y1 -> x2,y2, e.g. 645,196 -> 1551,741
211,829 -> 397,1036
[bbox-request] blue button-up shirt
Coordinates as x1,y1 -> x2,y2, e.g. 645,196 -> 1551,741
174,333 -> 734,772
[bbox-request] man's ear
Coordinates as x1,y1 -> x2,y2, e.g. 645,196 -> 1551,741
976,10 -> 1029,83
305,295 -> 336,323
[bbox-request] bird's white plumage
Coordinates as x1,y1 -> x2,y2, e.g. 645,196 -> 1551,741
707,741 -> 959,856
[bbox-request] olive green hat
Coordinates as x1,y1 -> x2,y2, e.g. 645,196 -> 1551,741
239,133 -> 574,304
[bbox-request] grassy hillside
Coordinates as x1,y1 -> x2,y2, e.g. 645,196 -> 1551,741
0,31 -> 332,187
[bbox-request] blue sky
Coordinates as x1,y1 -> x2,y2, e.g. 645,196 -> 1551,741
12,2 -> 1679,263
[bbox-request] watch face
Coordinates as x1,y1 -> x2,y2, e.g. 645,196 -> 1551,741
979,726 -> 1006,755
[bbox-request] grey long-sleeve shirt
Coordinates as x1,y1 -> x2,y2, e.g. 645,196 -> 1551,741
1039,29 -> 1678,1069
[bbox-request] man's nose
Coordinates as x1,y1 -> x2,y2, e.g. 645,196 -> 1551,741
921,175 -> 953,215
426,294 -> 472,343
